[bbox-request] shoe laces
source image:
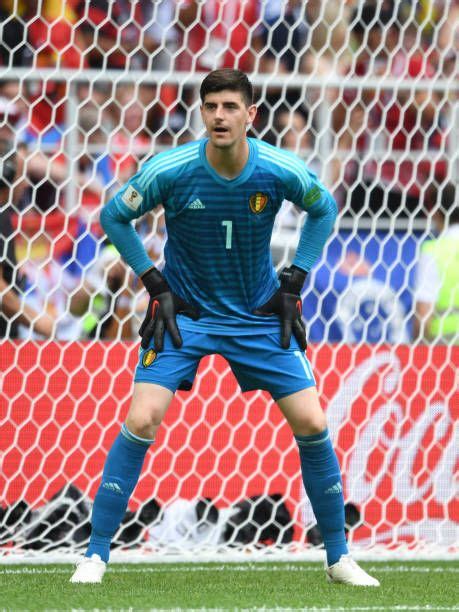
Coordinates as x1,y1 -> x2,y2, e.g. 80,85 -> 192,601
341,555 -> 367,574
78,553 -> 103,566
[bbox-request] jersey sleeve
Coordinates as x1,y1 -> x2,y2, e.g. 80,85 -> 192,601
281,157 -> 327,213
110,161 -> 164,222
99,157 -> 167,277
280,155 -> 338,272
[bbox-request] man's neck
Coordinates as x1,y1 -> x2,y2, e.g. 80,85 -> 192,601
205,139 -> 249,179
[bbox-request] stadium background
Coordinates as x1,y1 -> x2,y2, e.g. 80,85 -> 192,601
0,0 -> 457,560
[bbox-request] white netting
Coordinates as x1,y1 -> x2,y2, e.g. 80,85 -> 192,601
0,0 -> 458,561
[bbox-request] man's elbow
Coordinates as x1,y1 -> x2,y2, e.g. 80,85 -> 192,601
100,199 -> 131,236
308,191 -> 338,223
326,192 -> 339,223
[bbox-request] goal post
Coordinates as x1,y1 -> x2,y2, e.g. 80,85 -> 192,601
0,1 -> 458,562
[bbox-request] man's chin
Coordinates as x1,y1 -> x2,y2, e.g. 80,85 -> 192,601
212,142 -> 233,149
209,136 -> 235,149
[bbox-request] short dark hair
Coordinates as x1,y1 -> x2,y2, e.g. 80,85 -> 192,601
200,69 -> 253,107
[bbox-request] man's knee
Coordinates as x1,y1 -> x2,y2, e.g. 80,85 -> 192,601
126,407 -> 164,437
294,411 -> 327,437
126,383 -> 173,438
277,386 -> 328,436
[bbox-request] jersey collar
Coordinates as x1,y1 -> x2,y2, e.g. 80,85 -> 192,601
199,137 -> 257,188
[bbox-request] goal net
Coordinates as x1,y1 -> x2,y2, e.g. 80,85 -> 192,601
0,0 -> 457,562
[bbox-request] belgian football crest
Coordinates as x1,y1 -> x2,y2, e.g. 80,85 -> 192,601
249,192 -> 268,214
142,349 -> 157,367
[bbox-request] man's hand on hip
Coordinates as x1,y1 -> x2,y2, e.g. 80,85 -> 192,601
254,265 -> 307,351
139,268 -> 199,351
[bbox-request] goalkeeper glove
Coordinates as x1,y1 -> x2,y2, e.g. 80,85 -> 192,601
254,265 -> 307,351
139,268 -> 199,351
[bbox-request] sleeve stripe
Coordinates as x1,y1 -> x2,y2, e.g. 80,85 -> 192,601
138,147 -> 200,189
258,150 -> 311,194
142,142 -> 200,174
260,150 -> 311,187
257,142 -> 312,188
139,150 -> 200,188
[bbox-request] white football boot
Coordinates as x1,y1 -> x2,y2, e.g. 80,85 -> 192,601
326,555 -> 380,586
70,553 -> 107,584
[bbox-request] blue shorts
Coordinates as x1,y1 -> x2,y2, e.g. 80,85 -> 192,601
135,326 -> 316,401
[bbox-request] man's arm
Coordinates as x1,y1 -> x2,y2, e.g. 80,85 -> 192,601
99,159 -> 168,277
272,152 -> 338,273
100,201 -> 154,278
292,190 -> 338,273
255,159 -> 338,350
0,266 -> 53,336
100,167 -> 198,351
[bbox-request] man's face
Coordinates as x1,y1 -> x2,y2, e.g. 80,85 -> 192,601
201,90 -> 256,149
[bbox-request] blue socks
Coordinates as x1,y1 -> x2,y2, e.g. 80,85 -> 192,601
295,428 -> 348,566
86,423 -> 154,562
87,424 -> 346,565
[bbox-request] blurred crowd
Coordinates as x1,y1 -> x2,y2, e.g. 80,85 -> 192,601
0,0 -> 458,344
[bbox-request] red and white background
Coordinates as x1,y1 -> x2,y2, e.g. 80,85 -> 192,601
1,1 -> 458,561
1,342 -> 457,556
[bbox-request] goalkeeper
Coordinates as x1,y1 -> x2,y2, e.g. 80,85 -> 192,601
71,69 -> 379,587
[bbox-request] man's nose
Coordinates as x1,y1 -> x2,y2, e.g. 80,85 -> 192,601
215,106 -> 225,120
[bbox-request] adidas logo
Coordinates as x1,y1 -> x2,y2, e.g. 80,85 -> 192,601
102,482 -> 123,495
324,482 -> 343,495
188,198 -> 205,210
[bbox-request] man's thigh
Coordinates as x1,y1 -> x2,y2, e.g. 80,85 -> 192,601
222,332 -> 316,401
134,329 -> 216,393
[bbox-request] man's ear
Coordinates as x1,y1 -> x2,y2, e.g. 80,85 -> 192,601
247,104 -> 257,126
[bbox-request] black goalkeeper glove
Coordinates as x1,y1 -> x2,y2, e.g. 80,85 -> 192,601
254,265 -> 307,351
139,268 -> 199,351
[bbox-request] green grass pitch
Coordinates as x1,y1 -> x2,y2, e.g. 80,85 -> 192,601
1,561 -> 458,610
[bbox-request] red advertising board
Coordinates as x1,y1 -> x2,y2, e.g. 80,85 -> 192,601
1,342 -> 457,548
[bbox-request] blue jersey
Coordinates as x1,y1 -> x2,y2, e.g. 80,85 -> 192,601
101,137 -> 337,335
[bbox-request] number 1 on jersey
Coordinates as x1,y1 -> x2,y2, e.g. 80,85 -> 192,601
222,220 -> 233,250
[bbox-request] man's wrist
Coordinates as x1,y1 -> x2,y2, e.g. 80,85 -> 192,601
280,265 -> 307,295
141,267 -> 169,296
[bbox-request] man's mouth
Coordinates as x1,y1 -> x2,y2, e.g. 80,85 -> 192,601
213,127 -> 229,134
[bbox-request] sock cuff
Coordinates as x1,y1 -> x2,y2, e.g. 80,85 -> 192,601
295,428 -> 330,447
121,423 -> 155,447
